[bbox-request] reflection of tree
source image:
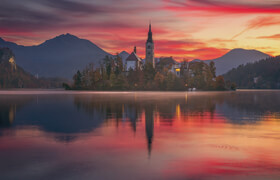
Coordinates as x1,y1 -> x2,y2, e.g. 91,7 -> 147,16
3,91 -> 279,147
73,93 -> 220,132
73,93 -> 220,156
74,95 -> 142,131
223,91 -> 280,113
0,96 -> 32,129
215,91 -> 280,124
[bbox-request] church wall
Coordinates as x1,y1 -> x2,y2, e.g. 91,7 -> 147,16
126,61 -> 136,71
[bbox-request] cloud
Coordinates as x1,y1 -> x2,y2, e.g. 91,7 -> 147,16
257,34 -> 280,40
156,46 -> 229,60
163,0 -> 280,14
45,0 -> 110,14
1,0 -> 277,60
231,16 -> 280,39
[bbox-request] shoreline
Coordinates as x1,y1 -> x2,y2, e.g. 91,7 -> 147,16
0,89 -> 279,95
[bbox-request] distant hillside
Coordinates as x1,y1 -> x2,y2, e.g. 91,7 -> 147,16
194,49 -> 270,75
223,56 -> 280,89
0,34 -> 113,79
0,48 -> 66,88
0,48 -> 41,88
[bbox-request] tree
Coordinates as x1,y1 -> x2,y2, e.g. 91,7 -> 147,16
103,55 -> 112,79
143,62 -> 156,84
73,70 -> 82,89
166,72 -> 175,90
154,72 -> 165,90
215,75 -> 226,90
110,73 -> 117,89
209,61 -> 216,78
115,54 -> 123,75
230,82 -> 237,90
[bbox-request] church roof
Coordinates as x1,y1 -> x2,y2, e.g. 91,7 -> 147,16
126,52 -> 142,62
146,23 -> 153,44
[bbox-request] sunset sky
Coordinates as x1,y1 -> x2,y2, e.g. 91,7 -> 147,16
1,0 -> 280,60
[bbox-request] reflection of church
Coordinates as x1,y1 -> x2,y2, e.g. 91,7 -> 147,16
145,105 -> 154,158
125,23 -> 155,71
122,102 -> 155,157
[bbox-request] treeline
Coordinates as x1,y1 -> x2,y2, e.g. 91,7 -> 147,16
65,55 -> 230,91
223,56 -> 280,89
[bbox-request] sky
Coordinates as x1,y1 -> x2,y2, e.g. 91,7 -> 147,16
1,0 -> 280,60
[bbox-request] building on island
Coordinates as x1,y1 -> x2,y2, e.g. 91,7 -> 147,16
124,22 -> 182,77
145,23 -> 155,68
125,22 -> 155,71
125,46 -> 142,71
156,56 -> 181,77
170,63 -> 181,77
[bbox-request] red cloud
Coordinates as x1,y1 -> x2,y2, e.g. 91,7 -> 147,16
156,47 -> 229,61
102,38 -> 228,61
163,0 -> 280,14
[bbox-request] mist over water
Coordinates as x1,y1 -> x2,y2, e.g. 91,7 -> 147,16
0,90 -> 280,180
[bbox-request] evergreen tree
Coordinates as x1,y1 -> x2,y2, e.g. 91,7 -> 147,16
73,70 -> 82,89
209,61 -> 216,78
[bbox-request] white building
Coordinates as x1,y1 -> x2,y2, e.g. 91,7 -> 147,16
125,47 -> 142,71
170,63 -> 181,77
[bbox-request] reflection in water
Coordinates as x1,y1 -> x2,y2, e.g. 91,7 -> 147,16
145,104 -> 154,158
0,91 -> 280,180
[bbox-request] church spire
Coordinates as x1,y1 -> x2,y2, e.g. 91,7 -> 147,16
147,22 -> 153,43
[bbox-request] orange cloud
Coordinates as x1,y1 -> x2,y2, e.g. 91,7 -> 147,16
258,34 -> 280,40
232,16 -> 280,39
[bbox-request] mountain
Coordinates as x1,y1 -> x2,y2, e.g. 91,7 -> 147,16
119,51 -> 130,64
0,48 -> 67,88
0,34 -> 112,79
0,47 -> 41,88
223,56 -> 280,89
193,49 -> 270,75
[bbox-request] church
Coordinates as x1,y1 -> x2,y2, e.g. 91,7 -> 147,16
125,23 -> 155,71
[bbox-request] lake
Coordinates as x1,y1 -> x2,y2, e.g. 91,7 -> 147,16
0,90 -> 280,180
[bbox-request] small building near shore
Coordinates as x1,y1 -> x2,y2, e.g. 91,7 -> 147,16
125,46 -> 142,71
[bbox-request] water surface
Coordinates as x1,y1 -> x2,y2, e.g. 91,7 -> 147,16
0,90 -> 280,180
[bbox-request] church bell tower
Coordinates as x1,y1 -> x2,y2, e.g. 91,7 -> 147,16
145,22 -> 155,68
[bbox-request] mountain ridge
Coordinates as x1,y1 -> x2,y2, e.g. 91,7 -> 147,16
192,48 -> 270,75
0,34 -> 113,79
0,34 -> 271,78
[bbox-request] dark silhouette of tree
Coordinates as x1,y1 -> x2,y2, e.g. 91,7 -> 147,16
223,56 -> 280,89
209,61 -> 216,78
73,70 -> 82,89
215,76 -> 226,90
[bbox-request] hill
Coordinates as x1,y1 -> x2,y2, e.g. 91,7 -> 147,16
0,48 -> 66,88
194,49 -> 270,75
0,34 -> 112,79
119,51 -> 130,64
223,56 -> 280,89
